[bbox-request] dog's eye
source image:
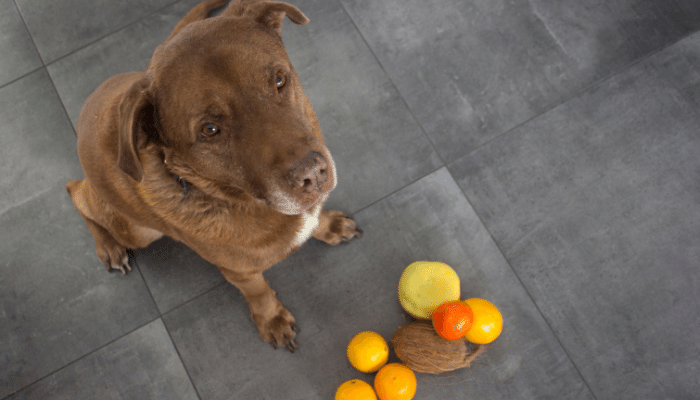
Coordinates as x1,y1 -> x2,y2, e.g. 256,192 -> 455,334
275,73 -> 286,89
202,123 -> 219,136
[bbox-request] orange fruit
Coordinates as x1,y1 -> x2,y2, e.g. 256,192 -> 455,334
373,363 -> 417,400
335,379 -> 377,400
432,300 -> 473,340
347,331 -> 389,373
463,298 -> 503,344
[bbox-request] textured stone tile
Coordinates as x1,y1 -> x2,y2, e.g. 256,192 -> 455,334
0,0 -> 43,86
134,237 -> 225,314
449,31 -> 700,399
672,0 -> 700,30
0,185 -> 160,398
0,69 -> 83,216
340,0 -> 695,162
164,168 -> 593,400
47,0 -> 205,128
15,0 -> 175,64
9,319 -> 198,400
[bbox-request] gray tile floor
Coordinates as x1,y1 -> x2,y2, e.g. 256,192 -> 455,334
1,0 -> 699,398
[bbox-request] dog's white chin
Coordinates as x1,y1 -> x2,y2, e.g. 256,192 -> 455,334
267,188 -> 330,216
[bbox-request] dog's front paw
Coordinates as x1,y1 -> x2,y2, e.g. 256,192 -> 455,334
252,306 -> 300,352
95,235 -> 132,274
313,210 -> 363,246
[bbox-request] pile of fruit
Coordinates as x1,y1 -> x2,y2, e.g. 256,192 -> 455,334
335,261 -> 503,400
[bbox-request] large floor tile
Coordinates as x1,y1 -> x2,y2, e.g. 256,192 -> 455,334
9,319 -> 198,400
47,0 -> 205,128
340,0 -> 695,163
164,168 -> 593,400
0,184 -> 160,398
0,0 -> 43,87
15,0 -> 175,64
449,31 -> 700,399
133,237 -> 225,314
673,0 -> 700,30
0,69 -> 83,216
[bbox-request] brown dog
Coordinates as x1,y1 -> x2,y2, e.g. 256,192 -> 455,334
66,0 -> 361,352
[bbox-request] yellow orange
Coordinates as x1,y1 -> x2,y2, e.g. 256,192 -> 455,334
463,298 -> 503,344
335,379 -> 377,400
398,261 -> 460,319
347,331 -> 389,373
373,363 -> 417,400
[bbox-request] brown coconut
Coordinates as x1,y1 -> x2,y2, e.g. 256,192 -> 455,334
391,320 -> 485,374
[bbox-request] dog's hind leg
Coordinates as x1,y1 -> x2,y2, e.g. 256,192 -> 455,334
66,179 -> 162,274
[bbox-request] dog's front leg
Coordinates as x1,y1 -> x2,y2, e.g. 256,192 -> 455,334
217,268 -> 300,352
312,210 -> 363,245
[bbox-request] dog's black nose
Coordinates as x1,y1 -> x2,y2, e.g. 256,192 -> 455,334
288,151 -> 328,193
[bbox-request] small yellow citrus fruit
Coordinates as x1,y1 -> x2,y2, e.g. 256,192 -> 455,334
335,379 -> 377,400
347,331 -> 389,373
463,298 -> 503,344
398,261 -> 460,319
373,363 -> 417,400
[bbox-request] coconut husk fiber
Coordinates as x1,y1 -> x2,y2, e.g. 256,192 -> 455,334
391,320 -> 485,374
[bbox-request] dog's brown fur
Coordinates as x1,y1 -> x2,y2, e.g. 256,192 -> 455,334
66,0 -> 361,351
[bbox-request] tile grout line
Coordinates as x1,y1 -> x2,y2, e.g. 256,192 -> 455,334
47,0 -> 182,68
0,65 -> 42,92
444,28 -> 700,166
333,0 -> 448,170
433,33 -> 700,400
0,1 -> 45,92
333,0 -> 453,217
444,166 -> 601,400
349,165 -> 445,216
4,260 -> 227,399
129,253 -> 206,400
436,26 -> 700,400
11,0 -> 77,140
2,313 -> 160,400
0,0 -> 182,92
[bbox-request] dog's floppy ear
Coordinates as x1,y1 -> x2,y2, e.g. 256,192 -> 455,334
246,1 -> 309,33
118,77 -> 154,183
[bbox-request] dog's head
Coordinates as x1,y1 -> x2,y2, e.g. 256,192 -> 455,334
117,1 -> 335,215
